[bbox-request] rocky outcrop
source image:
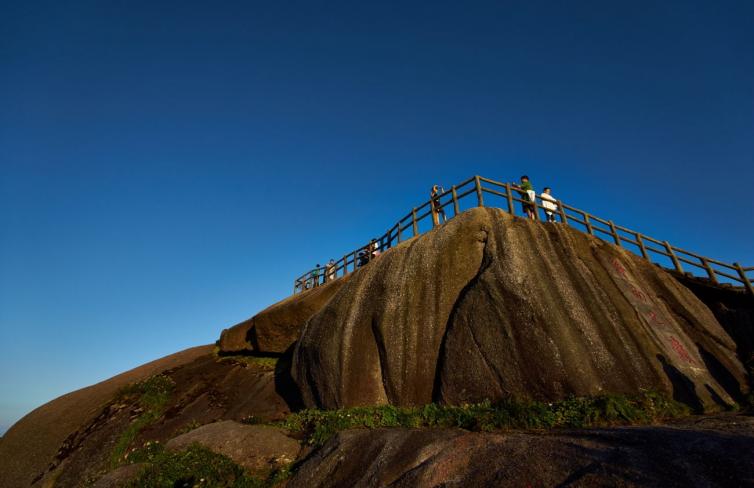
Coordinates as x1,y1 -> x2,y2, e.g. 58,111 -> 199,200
165,421 -> 299,474
673,272 -> 754,377
0,345 -> 213,488
219,277 -> 347,354
1,350 -> 296,488
289,416 -> 754,487
292,207 -> 748,411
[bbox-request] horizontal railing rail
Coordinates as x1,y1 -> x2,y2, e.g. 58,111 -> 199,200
293,175 -> 754,296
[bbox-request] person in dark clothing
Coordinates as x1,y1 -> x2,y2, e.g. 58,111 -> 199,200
430,184 -> 447,225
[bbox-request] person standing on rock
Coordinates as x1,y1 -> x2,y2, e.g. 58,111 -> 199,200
369,238 -> 381,259
312,265 -> 320,287
326,259 -> 336,282
430,184 -> 447,225
513,175 -> 537,219
540,187 -> 558,223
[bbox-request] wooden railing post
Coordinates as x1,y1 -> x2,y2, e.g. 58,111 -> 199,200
504,183 -> 515,215
635,233 -> 649,259
412,208 -> 419,236
474,176 -> 484,207
608,220 -> 621,247
451,185 -> 460,216
397,223 -> 402,243
701,257 -> 718,284
734,262 -> 754,296
557,201 -> 568,225
583,213 -> 594,235
664,241 -> 684,274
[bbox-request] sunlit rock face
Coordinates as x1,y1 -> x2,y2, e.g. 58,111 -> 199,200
291,207 -> 747,411
219,276 -> 348,354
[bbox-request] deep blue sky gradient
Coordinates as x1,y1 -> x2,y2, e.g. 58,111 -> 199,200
2,1 -> 753,434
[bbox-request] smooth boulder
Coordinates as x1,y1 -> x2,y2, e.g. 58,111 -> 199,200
219,277 -> 347,354
165,421 -> 299,474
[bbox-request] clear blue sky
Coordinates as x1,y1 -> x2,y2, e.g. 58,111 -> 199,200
1,1 -> 752,434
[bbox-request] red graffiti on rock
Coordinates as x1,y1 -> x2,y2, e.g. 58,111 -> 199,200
611,258 -> 628,279
669,336 -> 695,364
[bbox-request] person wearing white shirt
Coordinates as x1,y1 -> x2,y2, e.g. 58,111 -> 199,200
540,187 -> 558,223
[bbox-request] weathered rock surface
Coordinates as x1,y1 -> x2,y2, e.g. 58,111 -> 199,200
289,415 -> 754,487
219,277 -> 347,354
166,421 -> 299,474
292,208 -> 747,411
2,350 -> 296,488
90,463 -> 145,488
673,272 -> 754,377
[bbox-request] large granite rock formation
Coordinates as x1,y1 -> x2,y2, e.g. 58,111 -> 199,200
219,276 -> 348,354
292,207 -> 748,411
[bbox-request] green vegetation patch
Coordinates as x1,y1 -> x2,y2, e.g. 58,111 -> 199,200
278,391 -> 689,446
123,443 -> 290,488
110,374 -> 176,467
215,351 -> 279,371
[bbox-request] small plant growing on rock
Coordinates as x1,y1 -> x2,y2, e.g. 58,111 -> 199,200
122,444 -> 290,488
110,374 -> 176,467
279,391 -> 690,446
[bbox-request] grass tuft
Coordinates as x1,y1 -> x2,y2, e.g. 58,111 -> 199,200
279,391 -> 690,446
122,443 -> 290,488
110,374 -> 175,467
214,352 -> 279,371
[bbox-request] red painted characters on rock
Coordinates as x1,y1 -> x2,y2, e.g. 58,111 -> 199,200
669,336 -> 695,364
610,257 -> 628,279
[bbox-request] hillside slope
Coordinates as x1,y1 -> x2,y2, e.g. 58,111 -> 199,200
0,345 -> 212,487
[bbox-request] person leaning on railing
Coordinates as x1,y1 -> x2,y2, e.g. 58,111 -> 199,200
511,175 -> 537,220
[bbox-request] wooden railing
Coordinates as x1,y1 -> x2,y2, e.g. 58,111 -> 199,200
293,175 -> 754,296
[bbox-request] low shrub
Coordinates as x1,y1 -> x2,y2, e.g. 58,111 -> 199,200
110,374 -> 176,467
122,443 -> 290,488
279,391 -> 690,446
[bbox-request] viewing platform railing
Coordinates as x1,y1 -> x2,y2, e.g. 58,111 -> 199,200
293,175 -> 754,296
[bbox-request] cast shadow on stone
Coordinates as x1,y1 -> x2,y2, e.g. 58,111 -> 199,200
274,343 -> 305,411
696,343 -> 745,405
246,324 -> 260,351
431,249 -> 494,403
656,354 -> 704,413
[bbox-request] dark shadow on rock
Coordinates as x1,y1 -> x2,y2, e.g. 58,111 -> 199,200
275,343 -> 305,412
705,384 -> 729,409
657,354 -> 704,413
697,343 -> 745,404
432,247 -> 493,403
246,324 -> 260,351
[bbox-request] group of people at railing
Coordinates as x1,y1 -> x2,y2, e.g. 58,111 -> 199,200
509,175 -> 560,223
295,174 -> 565,293
296,238 -> 382,292
293,173 -> 753,295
